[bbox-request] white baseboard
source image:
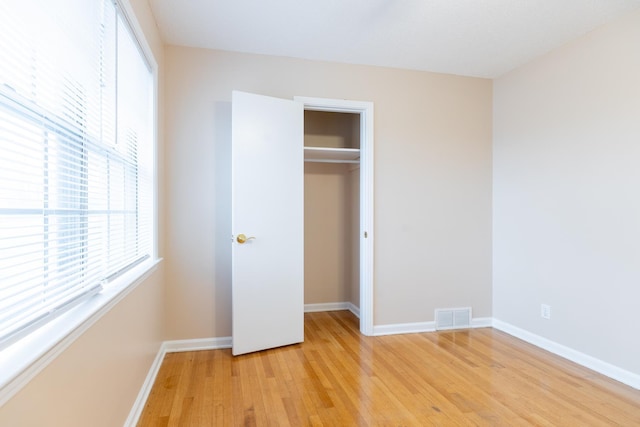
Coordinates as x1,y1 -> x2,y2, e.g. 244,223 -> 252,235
373,321 -> 435,336
493,319 -> 640,390
373,316 -> 493,336
304,302 -> 361,318
471,317 -> 493,328
163,336 -> 232,353
123,344 -> 167,427
347,302 -> 360,318
124,336 -> 232,426
304,302 -> 350,312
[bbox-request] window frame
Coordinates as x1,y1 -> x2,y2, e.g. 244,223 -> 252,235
0,0 -> 160,407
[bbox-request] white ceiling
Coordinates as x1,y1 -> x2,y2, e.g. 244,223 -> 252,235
148,0 -> 640,78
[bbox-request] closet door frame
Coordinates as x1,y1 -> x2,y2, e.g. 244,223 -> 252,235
295,96 -> 374,336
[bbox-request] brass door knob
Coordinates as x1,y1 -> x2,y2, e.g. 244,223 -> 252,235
236,234 -> 255,244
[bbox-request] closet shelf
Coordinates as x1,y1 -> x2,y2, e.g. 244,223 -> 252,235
304,146 -> 360,164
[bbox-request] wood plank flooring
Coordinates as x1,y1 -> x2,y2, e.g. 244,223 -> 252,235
138,311 -> 640,426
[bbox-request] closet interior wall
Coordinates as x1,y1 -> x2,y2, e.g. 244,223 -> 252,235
304,111 -> 360,310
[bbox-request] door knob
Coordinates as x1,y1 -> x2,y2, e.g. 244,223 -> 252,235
236,234 -> 255,244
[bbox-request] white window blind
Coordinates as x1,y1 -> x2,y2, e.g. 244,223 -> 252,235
0,0 -> 153,350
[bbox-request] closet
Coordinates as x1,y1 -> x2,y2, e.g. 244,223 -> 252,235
304,110 -> 360,312
232,91 -> 373,355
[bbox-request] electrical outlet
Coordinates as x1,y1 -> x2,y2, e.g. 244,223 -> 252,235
541,304 -> 551,319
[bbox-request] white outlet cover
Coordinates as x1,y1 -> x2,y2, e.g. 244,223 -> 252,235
541,304 -> 551,319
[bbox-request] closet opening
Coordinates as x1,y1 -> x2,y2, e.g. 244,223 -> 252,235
304,111 -> 361,318
296,95 -> 374,336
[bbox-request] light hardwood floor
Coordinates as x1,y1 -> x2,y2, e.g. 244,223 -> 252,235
138,310 -> 640,426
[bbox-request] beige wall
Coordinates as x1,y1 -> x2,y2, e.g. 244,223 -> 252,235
0,0 -> 166,425
304,110 -> 360,149
304,111 -> 360,306
304,162 -> 357,304
493,10 -> 640,375
0,268 -> 164,427
164,46 -> 493,337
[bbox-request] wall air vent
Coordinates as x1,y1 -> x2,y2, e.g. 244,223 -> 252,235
435,307 -> 472,330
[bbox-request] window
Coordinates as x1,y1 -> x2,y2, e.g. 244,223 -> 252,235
0,0 -> 154,350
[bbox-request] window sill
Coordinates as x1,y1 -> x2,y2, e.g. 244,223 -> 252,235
0,257 -> 162,407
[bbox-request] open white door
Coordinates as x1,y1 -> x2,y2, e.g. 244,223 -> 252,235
231,91 -> 304,355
